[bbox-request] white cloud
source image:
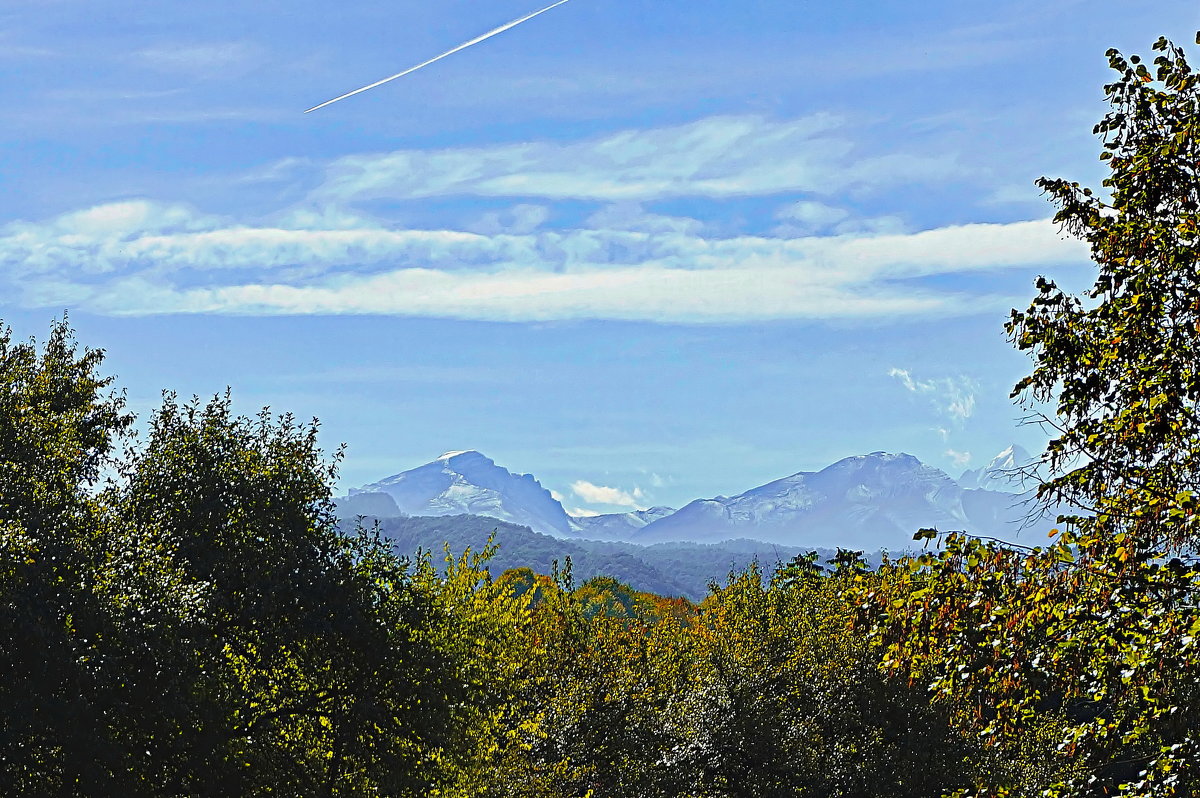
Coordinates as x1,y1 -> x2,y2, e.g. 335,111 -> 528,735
99,275 -> 951,322
945,449 -> 972,467
775,200 -> 849,232
272,204 -> 385,231
0,198 -> 1089,322
570,480 -> 645,509
889,368 -> 978,423
51,199 -> 215,238
310,114 -> 966,203
0,113 -> 1088,322
237,157 -> 316,186
469,204 -> 551,235
585,203 -> 703,235
772,202 -> 911,238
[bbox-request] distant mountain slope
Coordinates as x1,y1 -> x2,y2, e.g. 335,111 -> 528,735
570,506 -> 676,540
334,491 -> 403,518
350,450 -> 574,536
361,514 -> 844,601
634,452 -> 1044,551
959,444 -> 1038,492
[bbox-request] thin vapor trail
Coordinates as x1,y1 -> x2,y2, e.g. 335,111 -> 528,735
305,0 -> 573,113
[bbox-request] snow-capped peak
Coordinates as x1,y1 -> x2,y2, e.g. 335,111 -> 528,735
345,447 -> 1051,549
570,505 -> 676,540
633,450 -> 1038,551
349,451 -> 574,536
959,444 -> 1037,492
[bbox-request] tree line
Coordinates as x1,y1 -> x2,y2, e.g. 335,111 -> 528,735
0,319 -> 986,795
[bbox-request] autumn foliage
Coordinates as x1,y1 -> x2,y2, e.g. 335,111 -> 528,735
858,32 -> 1200,798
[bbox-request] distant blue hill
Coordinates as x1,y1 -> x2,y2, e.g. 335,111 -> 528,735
342,513 -> 869,602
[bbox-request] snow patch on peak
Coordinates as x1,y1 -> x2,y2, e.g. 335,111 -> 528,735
438,449 -> 490,464
570,505 -> 677,541
634,450 -> 1037,551
349,451 -> 573,537
960,444 -> 1037,492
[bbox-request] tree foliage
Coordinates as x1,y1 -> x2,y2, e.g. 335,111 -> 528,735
0,321 -> 504,795
0,318 -> 136,795
859,33 -> 1200,798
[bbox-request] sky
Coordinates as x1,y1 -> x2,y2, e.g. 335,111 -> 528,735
2,0 -> 1197,515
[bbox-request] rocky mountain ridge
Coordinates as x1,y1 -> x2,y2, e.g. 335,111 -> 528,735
337,446 -> 1048,551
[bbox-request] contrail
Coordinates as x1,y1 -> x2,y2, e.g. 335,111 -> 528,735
305,0 -> 573,113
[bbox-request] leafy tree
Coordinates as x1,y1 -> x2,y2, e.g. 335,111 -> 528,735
461,561 -> 690,798
0,318 -> 140,795
679,561 -> 977,798
465,557 -> 979,798
860,33 -> 1200,797
0,324 -> 497,796
424,546 -> 546,798
112,393 -> 473,796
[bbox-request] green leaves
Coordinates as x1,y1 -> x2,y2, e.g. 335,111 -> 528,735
867,32 -> 1200,798
0,319 -> 138,796
0,321 -> 498,796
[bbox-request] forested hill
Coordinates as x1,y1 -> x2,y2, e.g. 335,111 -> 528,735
349,513 -> 854,601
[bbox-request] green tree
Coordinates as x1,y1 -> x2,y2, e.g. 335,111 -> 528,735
861,33 -> 1200,797
679,561 -> 977,798
468,558 -> 979,798
0,318 -> 146,795
461,561 -> 690,798
113,393 -> 469,795
0,322 -> 494,796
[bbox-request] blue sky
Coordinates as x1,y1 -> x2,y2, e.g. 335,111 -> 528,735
2,0 -> 1197,513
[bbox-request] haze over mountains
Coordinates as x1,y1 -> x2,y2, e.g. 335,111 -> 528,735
339,446 -> 1051,552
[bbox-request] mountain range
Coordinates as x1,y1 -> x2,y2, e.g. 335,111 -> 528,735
338,446 -> 1052,552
